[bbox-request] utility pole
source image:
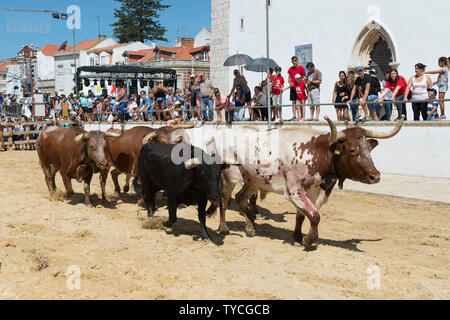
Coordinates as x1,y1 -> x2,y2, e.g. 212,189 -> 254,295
265,0 -> 272,129
94,16 -> 100,39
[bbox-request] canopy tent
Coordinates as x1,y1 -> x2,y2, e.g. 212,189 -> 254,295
75,65 -> 178,94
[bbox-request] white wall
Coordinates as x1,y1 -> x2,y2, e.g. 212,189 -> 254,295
5,65 -> 21,97
37,51 -> 55,81
111,42 -> 154,65
221,0 -> 449,120
54,55 -> 79,95
84,122 -> 450,179
195,27 -> 212,47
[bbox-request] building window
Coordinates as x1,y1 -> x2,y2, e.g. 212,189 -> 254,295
90,58 -> 95,66
100,55 -> 106,66
240,17 -> 245,31
171,53 -> 176,59
125,56 -> 129,64
156,52 -> 160,60
202,51 -> 208,61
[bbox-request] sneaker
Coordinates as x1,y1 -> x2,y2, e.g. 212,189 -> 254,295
288,117 -> 296,121
439,115 -> 446,120
299,117 -> 305,121
306,118 -> 313,121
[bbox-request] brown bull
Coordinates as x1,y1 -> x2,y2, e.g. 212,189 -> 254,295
37,126 -> 122,206
106,124 -> 195,195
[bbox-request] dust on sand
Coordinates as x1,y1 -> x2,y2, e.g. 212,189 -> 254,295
0,151 -> 448,299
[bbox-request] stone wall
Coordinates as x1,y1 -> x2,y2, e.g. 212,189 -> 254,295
211,0 -> 230,94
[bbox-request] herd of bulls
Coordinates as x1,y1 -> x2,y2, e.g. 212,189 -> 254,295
37,117 -> 404,248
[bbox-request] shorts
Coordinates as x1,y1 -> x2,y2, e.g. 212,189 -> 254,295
290,88 -> 297,101
244,91 -> 252,104
86,108 -> 93,114
273,94 -> 282,106
307,88 -> 320,106
438,84 -> 448,93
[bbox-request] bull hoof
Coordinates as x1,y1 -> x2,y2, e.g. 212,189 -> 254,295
293,241 -> 303,247
163,220 -> 175,228
219,227 -> 230,235
85,202 -> 94,208
202,238 -> 211,243
114,191 -> 120,197
302,236 -> 316,249
66,192 -> 75,199
123,186 -> 130,193
137,198 -> 146,208
245,229 -> 256,237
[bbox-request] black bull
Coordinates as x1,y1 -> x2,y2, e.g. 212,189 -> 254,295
133,142 -> 228,241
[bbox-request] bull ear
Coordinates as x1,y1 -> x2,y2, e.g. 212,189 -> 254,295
368,139 -> 379,151
185,158 -> 201,170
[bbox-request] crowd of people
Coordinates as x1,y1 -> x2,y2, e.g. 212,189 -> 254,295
0,56 -> 448,126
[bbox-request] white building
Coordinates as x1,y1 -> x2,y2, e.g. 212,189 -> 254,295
211,0 -> 449,119
194,27 -> 212,47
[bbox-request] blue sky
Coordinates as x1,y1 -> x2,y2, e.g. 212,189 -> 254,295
0,0 -> 211,59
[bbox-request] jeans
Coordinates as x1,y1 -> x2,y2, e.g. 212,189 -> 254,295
349,99 -> 359,121
367,95 -> 380,118
394,95 -> 406,120
381,101 -> 392,121
225,109 -> 235,123
234,107 -> 246,121
201,97 -> 214,121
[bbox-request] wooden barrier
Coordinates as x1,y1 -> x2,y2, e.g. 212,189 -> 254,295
0,120 -> 79,149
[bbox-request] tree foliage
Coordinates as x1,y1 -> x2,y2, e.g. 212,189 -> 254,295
111,0 -> 170,43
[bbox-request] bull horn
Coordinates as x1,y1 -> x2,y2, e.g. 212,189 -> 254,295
105,130 -> 123,138
173,123 -> 194,130
142,132 -> 157,144
365,115 -> 405,139
74,133 -> 88,143
325,116 -> 346,144
185,158 -> 201,170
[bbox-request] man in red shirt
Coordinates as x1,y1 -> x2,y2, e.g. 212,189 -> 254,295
287,56 -> 306,121
271,66 -> 284,121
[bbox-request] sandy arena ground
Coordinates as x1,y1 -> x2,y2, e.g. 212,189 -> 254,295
0,151 -> 448,300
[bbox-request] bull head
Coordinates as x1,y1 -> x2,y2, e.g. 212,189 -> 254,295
325,116 -> 404,185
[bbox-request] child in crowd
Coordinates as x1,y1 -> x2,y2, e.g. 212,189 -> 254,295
424,56 -> 448,120
426,88 -> 439,120
283,74 -> 306,121
271,66 -> 284,121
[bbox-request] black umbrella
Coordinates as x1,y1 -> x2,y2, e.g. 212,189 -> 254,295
223,53 -> 253,67
244,57 -> 279,72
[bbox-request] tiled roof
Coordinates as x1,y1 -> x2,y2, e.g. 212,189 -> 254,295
88,43 -> 129,54
125,49 -> 155,62
153,46 -> 199,61
40,44 -> 74,57
0,61 -> 17,73
75,40 -> 100,50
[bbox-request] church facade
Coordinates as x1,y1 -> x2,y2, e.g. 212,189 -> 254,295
211,0 -> 448,118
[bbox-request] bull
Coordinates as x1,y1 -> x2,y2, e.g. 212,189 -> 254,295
205,116 -> 405,248
133,142 -> 228,241
107,124 -> 196,195
37,126 -> 123,206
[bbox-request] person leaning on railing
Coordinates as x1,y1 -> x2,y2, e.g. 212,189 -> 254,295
376,69 -> 408,121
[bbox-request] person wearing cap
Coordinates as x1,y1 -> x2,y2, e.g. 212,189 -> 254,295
283,73 -> 306,121
347,66 -> 372,123
426,88 -> 439,120
367,69 -> 382,121
270,66 -> 285,121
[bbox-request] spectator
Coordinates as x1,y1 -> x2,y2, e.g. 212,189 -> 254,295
342,73 -> 358,121
197,73 -> 215,121
424,56 -> 448,119
333,71 -> 349,121
61,95 -> 70,120
54,96 -> 62,119
379,72 -> 393,121
86,90 -> 96,122
79,93 -> 89,121
12,118 -> 24,150
116,83 -> 129,122
271,66 -> 284,121
287,56 -> 306,121
305,62 -> 322,121
233,85 -> 247,121
426,88 -> 439,120
404,63 -> 433,121
139,91 -> 151,121
347,66 -> 372,123
153,81 -> 167,122
284,74 -> 306,121
214,88 -> 233,123
377,69 -> 408,121
367,69 -> 381,121
228,69 -> 252,109
251,86 -> 268,121
167,101 -> 183,126
188,75 -> 200,120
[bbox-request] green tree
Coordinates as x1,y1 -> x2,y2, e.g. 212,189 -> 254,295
111,0 -> 170,43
